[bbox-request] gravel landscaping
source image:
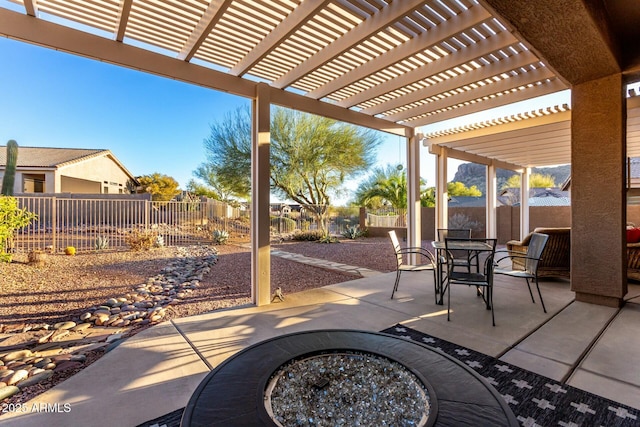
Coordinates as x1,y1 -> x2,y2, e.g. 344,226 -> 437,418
0,237 -> 393,408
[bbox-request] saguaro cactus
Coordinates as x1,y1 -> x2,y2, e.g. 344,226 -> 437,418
1,140 -> 18,196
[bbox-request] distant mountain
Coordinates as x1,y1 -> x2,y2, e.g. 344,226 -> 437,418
451,163 -> 571,194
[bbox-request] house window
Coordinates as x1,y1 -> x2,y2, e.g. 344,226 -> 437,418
103,186 -> 109,194
22,174 -> 45,193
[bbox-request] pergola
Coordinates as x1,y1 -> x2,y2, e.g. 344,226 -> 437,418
1,0 -> 639,308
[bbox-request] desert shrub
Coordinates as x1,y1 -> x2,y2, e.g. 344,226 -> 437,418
213,229 -> 229,245
95,235 -> 109,250
318,233 -> 339,243
64,246 -> 76,256
28,250 -> 46,266
125,230 -> 158,251
342,225 -> 364,240
292,230 -> 325,241
448,213 -> 483,237
270,216 -> 297,233
0,196 -> 37,262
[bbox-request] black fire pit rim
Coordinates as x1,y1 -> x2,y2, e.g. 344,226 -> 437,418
180,329 -> 518,427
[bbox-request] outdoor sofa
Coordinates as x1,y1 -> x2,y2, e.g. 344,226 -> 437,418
506,227 -> 571,278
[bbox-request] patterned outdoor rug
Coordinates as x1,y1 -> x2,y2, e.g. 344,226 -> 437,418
138,324 -> 640,427
382,324 -> 639,427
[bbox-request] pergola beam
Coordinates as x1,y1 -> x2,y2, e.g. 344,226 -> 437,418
0,8 -> 407,137
23,0 -> 36,17
273,0 -> 426,89
308,3 -> 493,100
361,50 -> 539,116
177,0 -> 233,61
386,66 -> 556,122
428,143 -> 524,171
115,0 -> 133,42
342,30 -> 517,109
230,0 -> 332,76
406,77 -> 565,127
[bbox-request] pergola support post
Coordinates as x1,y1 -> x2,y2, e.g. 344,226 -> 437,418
251,83 -> 271,306
520,167 -> 530,239
571,74 -> 626,307
435,147 -> 448,232
406,130 -> 421,262
486,163 -> 497,238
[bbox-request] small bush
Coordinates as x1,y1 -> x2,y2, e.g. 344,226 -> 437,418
270,216 -> 297,233
95,235 -> 109,250
292,230 -> 325,241
318,233 -> 339,243
28,250 -> 46,266
125,230 -> 158,251
64,246 -> 76,256
342,225 -> 364,240
213,229 -> 229,245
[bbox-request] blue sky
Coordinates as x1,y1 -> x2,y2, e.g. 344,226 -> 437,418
0,37 -> 421,204
1,35 -> 578,204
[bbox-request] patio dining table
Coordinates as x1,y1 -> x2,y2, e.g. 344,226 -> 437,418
431,239 -> 495,305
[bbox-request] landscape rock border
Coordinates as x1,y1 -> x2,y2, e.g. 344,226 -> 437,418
0,246 -> 218,404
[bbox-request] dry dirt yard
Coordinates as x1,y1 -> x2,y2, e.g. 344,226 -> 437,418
0,237 -> 395,408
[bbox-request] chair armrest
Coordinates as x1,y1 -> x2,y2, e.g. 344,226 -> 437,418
495,251 -> 540,264
397,248 -> 436,263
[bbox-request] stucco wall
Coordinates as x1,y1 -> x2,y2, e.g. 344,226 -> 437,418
60,176 -> 102,194
364,206 -> 572,243
59,155 -> 131,194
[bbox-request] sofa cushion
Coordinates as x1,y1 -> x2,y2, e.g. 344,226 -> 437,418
627,227 -> 640,243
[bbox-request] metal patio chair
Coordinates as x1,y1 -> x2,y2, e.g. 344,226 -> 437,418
444,237 -> 498,326
437,228 -> 477,272
494,232 -> 550,313
388,231 -> 437,301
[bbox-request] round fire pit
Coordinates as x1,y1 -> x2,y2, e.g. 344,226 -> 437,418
181,330 -> 518,427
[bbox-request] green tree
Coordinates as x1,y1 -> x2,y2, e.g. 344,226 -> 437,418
185,179 -> 220,200
421,187 -> 436,207
138,173 -> 181,201
0,196 -> 37,262
447,181 -> 482,196
199,108 -> 252,200
354,165 -> 407,209
355,165 -> 438,208
198,106 -> 381,232
188,162 -> 238,203
501,173 -> 556,189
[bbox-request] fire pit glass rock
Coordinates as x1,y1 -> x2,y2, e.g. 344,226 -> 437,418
265,351 -> 430,426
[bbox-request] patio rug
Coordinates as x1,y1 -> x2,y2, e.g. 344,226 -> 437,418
382,324 -> 639,427
137,324 -> 640,427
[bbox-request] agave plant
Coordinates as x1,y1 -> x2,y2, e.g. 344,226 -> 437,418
213,229 -> 229,245
95,235 -> 109,250
342,225 -> 363,240
155,234 -> 165,248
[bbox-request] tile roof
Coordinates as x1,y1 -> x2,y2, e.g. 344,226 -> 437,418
0,146 -> 107,168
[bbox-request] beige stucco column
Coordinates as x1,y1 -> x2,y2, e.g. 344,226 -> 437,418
434,146 -> 448,232
571,74 -> 627,307
406,130 -> 421,256
486,163 -> 497,238
520,167 -> 530,239
251,83 -> 271,306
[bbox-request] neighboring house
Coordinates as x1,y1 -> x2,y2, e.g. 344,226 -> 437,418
447,188 -> 571,208
498,188 -> 571,207
0,146 -> 137,194
448,196 -> 486,207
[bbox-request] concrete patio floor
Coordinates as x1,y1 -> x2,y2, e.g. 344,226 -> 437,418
3,270 -> 640,427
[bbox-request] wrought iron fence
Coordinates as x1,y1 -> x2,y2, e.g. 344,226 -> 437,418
7,196 -> 364,253
9,196 -> 250,253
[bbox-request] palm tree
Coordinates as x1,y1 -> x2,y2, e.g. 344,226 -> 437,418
354,165 -> 408,209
